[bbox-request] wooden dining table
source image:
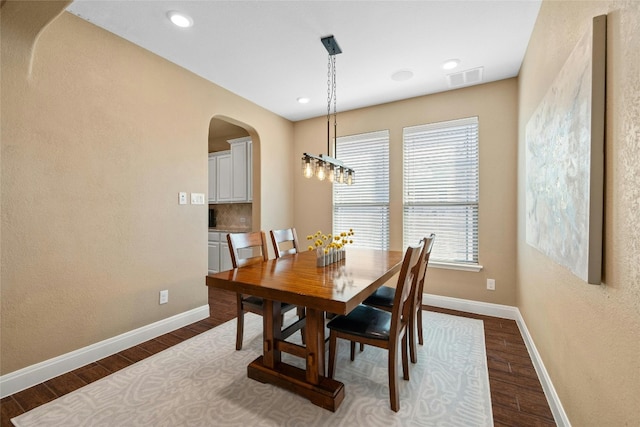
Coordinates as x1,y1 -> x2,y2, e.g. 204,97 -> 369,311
205,247 -> 404,411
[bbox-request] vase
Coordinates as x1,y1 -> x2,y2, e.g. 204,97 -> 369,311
316,247 -> 326,267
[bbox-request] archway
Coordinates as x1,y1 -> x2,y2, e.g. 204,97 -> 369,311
207,116 -> 260,232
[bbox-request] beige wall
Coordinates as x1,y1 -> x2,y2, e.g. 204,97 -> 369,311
518,1 -> 640,425
0,3 -> 294,374
6,2 -> 638,424
293,79 -> 518,306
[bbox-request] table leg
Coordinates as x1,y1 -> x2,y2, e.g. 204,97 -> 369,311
262,299 -> 282,368
247,304 -> 344,411
304,308 -> 325,384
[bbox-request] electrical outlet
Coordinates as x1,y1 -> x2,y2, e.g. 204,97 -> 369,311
178,192 -> 187,205
240,217 -> 246,223
159,290 -> 169,304
487,279 -> 496,291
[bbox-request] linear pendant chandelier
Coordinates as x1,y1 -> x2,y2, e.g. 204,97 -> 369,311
302,36 -> 355,185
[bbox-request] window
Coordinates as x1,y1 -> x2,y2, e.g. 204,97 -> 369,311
403,117 -> 479,267
333,130 -> 390,250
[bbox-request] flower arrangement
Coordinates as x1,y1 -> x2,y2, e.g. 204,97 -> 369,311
306,229 -> 354,266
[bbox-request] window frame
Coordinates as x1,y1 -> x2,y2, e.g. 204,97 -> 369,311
402,117 -> 482,272
333,130 -> 390,250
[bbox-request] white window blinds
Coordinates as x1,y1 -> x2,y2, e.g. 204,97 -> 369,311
403,117 -> 479,264
334,130 -> 390,250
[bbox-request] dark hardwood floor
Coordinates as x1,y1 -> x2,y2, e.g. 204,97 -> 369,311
1,289 -> 555,426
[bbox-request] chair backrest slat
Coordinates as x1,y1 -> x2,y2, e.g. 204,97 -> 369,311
227,231 -> 269,268
390,240 -> 425,334
415,233 -> 435,301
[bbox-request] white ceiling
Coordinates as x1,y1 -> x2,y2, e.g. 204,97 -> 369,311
66,0 -> 541,122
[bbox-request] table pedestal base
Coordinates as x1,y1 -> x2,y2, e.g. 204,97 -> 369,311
247,356 -> 345,412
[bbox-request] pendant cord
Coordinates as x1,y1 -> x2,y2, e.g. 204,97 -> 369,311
326,53 -> 338,158
327,53 -> 332,156
333,54 -> 337,159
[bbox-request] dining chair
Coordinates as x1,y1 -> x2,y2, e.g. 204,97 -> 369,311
362,234 -> 435,364
326,239 -> 426,412
227,231 -> 299,350
269,227 -> 306,343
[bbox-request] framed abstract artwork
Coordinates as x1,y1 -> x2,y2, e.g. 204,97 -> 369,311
525,15 -> 606,285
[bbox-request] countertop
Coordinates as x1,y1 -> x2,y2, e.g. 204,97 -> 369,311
208,227 -> 251,233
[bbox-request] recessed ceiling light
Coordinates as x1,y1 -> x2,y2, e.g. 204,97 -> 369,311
442,59 -> 460,70
297,97 -> 310,104
391,69 -> 414,82
167,11 -> 193,28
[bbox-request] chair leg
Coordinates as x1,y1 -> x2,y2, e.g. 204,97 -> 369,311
409,311 -> 418,364
349,341 -> 364,361
235,294 -> 244,351
417,307 -> 424,345
328,332 -> 337,379
401,331 -> 410,381
352,342 -> 364,360
388,340 -> 399,412
236,313 -> 244,350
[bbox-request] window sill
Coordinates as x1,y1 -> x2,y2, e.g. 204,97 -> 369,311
429,261 -> 483,272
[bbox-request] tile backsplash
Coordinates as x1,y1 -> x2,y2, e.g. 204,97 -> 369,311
210,203 -> 252,229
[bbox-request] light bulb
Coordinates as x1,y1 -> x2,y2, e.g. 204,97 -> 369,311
328,164 -> 335,182
316,161 -> 326,181
302,157 -> 314,178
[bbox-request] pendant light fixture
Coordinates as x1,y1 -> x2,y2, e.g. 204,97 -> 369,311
302,35 -> 355,185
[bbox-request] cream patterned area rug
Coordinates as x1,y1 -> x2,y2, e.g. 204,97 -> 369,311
13,311 -> 493,427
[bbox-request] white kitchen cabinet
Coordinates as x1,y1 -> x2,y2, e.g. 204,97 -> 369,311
227,137 -> 252,203
230,139 -> 247,201
208,241 -> 220,273
207,154 -> 217,203
208,137 -> 252,204
220,241 -> 233,272
208,231 -> 232,273
247,140 -> 253,202
208,232 -> 220,274
216,152 -> 232,202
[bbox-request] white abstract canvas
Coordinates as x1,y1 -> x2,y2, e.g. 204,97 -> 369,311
526,16 -> 605,284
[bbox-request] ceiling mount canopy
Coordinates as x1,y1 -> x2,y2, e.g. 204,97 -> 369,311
302,35 -> 354,185
321,35 -> 342,55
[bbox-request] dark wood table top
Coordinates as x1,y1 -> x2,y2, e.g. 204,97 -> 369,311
206,248 -> 404,315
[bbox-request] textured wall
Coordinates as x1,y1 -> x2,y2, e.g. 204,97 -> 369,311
294,79 -> 519,306
517,1 -> 640,425
1,4 -> 293,374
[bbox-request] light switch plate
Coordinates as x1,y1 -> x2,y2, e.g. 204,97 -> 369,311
191,193 -> 205,205
178,192 -> 187,205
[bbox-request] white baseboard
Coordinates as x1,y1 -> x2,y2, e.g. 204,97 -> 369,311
424,293 -> 571,427
514,310 -> 572,427
0,305 -> 210,398
423,293 -> 520,320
